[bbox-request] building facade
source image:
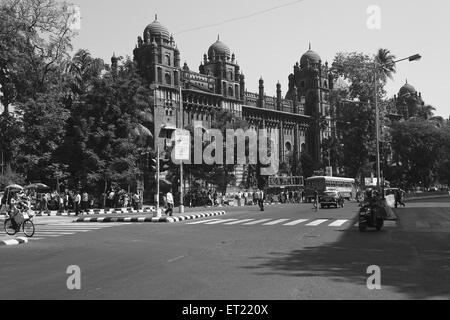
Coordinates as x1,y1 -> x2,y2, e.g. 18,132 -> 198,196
132,16 -> 332,188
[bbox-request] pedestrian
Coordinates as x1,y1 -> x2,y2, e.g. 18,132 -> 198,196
394,189 -> 406,208
313,189 -> 319,211
258,189 -> 265,211
74,191 -> 82,216
243,190 -> 248,206
82,191 -> 89,213
165,190 -> 174,216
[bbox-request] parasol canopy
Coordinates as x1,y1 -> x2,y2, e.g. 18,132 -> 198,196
5,184 -> 24,190
25,183 -> 50,190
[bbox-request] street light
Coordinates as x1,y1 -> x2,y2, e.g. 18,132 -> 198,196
374,53 -> 421,191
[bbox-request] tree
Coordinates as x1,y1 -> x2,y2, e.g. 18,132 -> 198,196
330,49 -> 397,179
182,109 -> 250,194
390,119 -> 445,188
57,58 -> 154,194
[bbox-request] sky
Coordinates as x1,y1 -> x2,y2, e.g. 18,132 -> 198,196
67,0 -> 450,118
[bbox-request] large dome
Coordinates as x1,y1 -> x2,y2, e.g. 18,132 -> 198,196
300,45 -> 321,67
398,81 -> 416,97
144,15 -> 170,41
208,36 -> 231,61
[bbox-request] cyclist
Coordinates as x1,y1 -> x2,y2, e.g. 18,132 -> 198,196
8,192 -> 30,231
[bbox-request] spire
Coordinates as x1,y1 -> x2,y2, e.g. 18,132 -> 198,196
217,34 -> 220,41
309,42 -> 311,50
155,14 -> 157,21
406,78 -> 408,84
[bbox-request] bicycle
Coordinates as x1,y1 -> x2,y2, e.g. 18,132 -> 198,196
4,211 -> 35,238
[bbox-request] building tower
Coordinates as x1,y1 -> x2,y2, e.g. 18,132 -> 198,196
133,15 -> 182,149
201,35 -> 241,101
286,44 -> 331,163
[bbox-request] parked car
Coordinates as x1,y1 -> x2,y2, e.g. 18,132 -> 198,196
319,190 -> 344,209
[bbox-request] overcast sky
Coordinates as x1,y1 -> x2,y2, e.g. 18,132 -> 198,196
68,0 -> 450,118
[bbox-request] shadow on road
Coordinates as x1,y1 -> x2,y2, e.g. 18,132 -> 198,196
242,209 -> 450,299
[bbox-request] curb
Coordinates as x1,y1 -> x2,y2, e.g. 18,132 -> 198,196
73,211 -> 226,223
33,207 -> 156,217
0,237 -> 29,247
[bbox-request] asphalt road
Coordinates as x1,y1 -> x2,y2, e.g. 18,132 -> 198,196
1,198 -> 449,300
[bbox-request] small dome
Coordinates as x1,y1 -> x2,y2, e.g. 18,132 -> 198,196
399,81 -> 416,97
144,15 -> 170,41
301,44 -> 321,67
208,36 -> 231,61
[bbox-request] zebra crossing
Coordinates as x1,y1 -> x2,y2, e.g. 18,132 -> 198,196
0,222 -> 129,241
185,217 -> 358,228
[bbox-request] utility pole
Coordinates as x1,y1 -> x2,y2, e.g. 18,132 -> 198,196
179,86 -> 185,214
155,145 -> 161,217
374,63 -> 381,191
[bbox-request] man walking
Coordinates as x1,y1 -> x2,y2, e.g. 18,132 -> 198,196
257,189 -> 265,211
165,189 -> 174,216
82,191 -> 89,213
74,191 -> 82,216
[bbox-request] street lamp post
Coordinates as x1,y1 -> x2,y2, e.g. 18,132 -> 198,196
373,53 -> 421,192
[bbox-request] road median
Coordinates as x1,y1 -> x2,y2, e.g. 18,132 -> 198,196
72,210 -> 226,223
0,237 -> 29,247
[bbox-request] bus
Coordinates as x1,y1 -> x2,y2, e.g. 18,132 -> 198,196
305,176 -> 356,201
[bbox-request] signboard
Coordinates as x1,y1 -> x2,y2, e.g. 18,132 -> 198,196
174,129 -> 190,161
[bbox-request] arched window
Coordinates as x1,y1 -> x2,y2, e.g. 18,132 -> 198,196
157,68 -> 162,83
228,87 -> 233,97
165,73 -> 171,85
324,81 -> 328,88
165,55 -> 171,66
174,71 -> 179,86
229,71 -> 234,81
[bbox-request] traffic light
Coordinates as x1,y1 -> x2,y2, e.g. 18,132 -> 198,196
160,154 -> 170,173
150,152 -> 171,173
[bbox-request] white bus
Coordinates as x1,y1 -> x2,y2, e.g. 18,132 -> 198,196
305,176 -> 356,201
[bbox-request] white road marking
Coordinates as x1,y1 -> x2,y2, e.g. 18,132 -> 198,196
306,219 -> 329,226
204,219 -> 238,225
243,219 -> 272,225
263,219 -> 290,226
186,219 -> 220,225
168,255 -> 186,263
283,219 -> 309,226
328,220 -> 349,227
223,219 -> 255,225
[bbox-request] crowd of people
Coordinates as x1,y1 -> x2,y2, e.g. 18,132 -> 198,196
0,187 -> 143,216
182,188 -> 306,208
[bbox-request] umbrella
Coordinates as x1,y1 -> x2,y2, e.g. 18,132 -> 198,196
5,184 -> 24,190
25,183 -> 50,190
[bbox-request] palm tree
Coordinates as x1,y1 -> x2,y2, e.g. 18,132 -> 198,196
66,49 -> 105,96
375,48 -> 397,81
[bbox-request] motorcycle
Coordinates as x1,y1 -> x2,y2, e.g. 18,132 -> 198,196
358,201 -> 385,232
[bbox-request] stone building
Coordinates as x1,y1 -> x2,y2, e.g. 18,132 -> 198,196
132,16 -> 333,189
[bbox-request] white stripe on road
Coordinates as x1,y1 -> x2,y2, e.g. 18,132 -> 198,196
223,219 -> 255,225
204,219 -> 238,225
283,219 -> 309,226
306,219 -> 329,226
243,219 -> 272,225
328,220 -> 349,227
186,219 -> 220,225
263,219 -> 290,226
35,232 -> 75,235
